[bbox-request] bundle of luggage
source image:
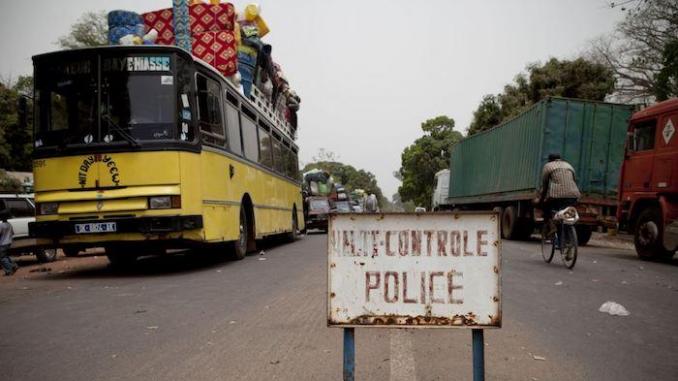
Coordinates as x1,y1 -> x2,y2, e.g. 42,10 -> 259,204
107,1 -> 300,132
303,169 -> 335,197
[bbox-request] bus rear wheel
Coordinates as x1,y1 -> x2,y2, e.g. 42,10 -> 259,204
286,209 -> 299,242
232,206 -> 249,260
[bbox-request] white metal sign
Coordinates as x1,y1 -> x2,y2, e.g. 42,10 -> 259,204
663,119 -> 675,145
328,212 -> 501,328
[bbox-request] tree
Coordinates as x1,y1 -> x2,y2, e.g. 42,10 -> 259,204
468,95 -> 502,136
57,11 -> 108,49
0,170 -> 23,192
468,58 -> 615,135
0,78 -> 33,171
591,0 -> 678,101
302,150 -> 386,205
655,39 -> 678,101
397,116 -> 462,210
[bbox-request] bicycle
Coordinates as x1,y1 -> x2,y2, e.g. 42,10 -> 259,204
541,206 -> 579,269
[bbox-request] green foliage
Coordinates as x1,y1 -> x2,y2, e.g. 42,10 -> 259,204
468,95 -> 502,136
302,155 -> 385,204
655,39 -> 678,101
0,79 -> 33,171
0,170 -> 23,192
397,116 -> 462,210
468,58 -> 615,135
57,11 -> 108,49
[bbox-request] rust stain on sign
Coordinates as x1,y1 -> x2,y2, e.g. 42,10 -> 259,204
328,212 -> 501,328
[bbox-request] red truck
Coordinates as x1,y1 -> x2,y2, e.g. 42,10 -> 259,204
617,98 -> 678,260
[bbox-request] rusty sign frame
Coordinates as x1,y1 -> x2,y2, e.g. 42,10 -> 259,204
327,212 -> 501,328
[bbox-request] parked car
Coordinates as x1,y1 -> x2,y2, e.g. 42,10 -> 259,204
0,194 -> 57,263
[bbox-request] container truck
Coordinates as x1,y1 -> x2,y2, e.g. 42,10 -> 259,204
617,98 -> 677,259
436,97 -> 635,245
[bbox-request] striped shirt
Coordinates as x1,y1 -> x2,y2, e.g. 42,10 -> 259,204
541,160 -> 581,200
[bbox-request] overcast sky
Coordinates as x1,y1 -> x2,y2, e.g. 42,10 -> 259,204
0,0 -> 625,199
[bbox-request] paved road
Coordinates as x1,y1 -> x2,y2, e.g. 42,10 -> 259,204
0,234 -> 676,380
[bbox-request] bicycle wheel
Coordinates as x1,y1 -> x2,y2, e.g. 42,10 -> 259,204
560,225 -> 578,269
541,228 -> 555,263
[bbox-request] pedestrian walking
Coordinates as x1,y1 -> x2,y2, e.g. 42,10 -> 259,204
0,210 -> 17,276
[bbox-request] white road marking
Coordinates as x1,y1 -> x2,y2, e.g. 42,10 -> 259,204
390,329 -> 417,381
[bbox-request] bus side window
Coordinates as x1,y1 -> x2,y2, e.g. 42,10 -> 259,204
196,74 -> 225,146
240,114 -> 258,162
225,101 -> 242,155
258,125 -> 273,168
282,140 -> 293,178
290,147 -> 300,180
631,120 -> 656,152
272,132 -> 284,174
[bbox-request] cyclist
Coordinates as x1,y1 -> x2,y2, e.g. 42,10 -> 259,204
539,153 -> 581,239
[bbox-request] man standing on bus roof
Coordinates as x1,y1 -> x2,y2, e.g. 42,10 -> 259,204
0,210 -> 17,276
539,153 -> 581,236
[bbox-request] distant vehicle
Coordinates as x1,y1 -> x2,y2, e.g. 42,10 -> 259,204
0,194 -> 56,263
617,98 -> 677,260
305,197 -> 330,232
435,97 -> 636,245
333,200 -> 352,213
414,207 -> 426,213
432,169 -> 450,211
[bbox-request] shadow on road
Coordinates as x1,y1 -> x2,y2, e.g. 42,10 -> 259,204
39,235 -> 304,280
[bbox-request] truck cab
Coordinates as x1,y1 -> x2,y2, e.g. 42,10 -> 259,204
618,98 -> 678,259
432,169 -> 450,211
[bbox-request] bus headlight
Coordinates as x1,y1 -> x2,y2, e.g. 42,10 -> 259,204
148,196 -> 181,209
38,202 -> 59,215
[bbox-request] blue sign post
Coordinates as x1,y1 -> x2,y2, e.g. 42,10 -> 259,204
343,328 -> 355,381
342,327 -> 485,381
472,329 -> 485,381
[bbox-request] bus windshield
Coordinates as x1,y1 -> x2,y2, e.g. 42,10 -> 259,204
35,53 -> 181,148
102,72 -> 176,141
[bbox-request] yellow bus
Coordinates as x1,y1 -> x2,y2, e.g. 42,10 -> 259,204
29,46 -> 304,265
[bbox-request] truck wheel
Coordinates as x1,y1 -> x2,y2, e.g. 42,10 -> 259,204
634,208 -> 673,260
501,206 -> 518,240
35,248 -> 58,263
576,226 -> 593,246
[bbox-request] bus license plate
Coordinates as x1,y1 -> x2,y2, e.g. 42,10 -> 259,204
75,222 -> 117,234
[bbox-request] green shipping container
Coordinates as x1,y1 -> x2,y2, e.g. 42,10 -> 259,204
448,97 -> 635,204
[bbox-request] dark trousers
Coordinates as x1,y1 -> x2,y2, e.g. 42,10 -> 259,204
0,245 -> 15,274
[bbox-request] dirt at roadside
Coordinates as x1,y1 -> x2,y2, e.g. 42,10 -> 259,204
0,249 -> 109,284
587,232 -> 635,251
